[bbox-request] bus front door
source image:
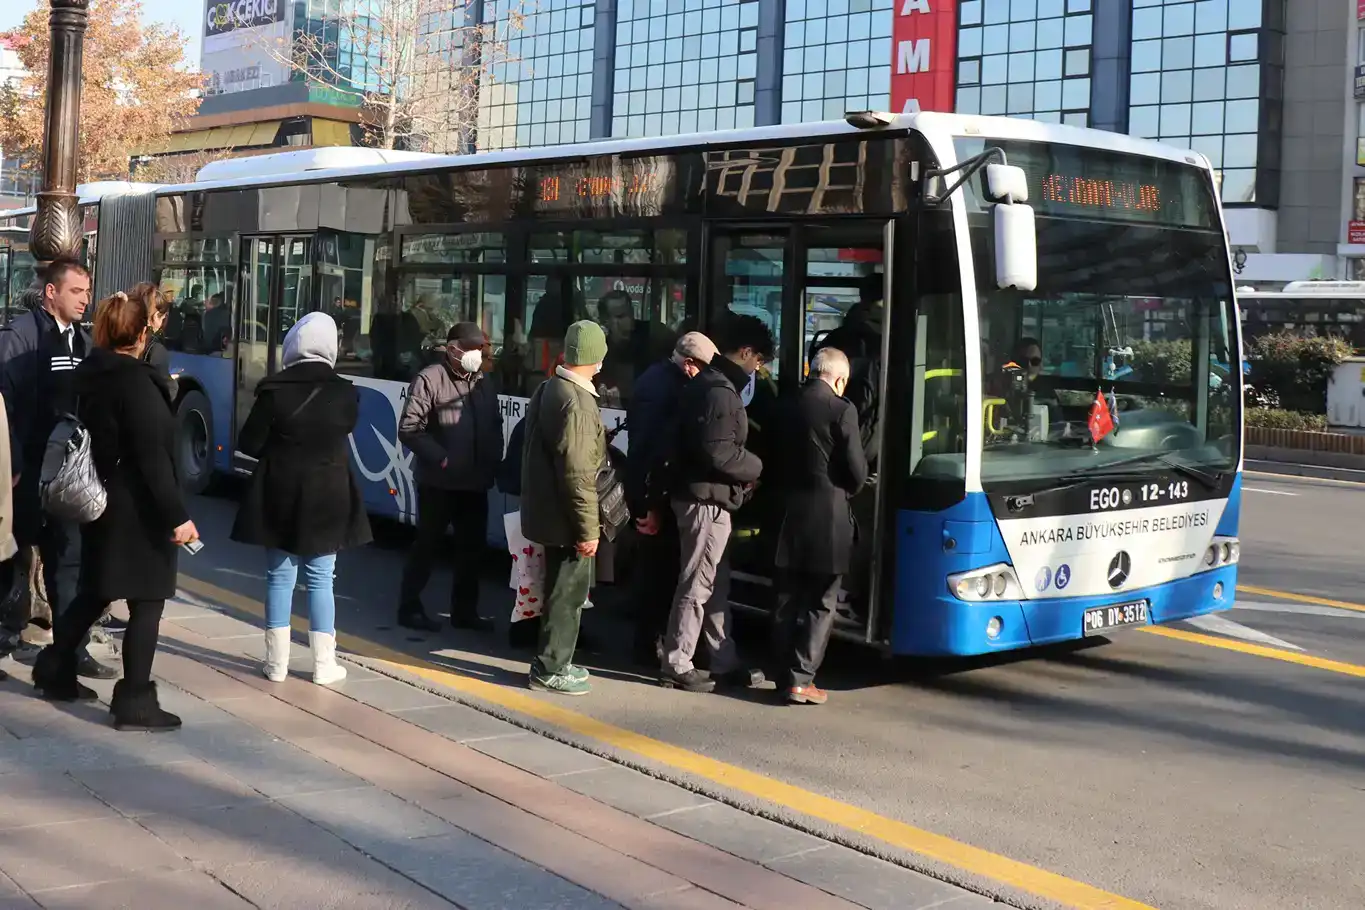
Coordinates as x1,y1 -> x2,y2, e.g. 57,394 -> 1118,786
232,234 -> 314,471
705,222 -> 892,646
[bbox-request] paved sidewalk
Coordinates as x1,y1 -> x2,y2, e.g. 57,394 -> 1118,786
0,593 -> 993,910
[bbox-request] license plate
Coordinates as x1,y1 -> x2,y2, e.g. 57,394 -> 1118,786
1082,601 -> 1149,636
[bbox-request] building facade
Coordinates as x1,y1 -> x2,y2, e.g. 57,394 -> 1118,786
177,0 -> 1353,284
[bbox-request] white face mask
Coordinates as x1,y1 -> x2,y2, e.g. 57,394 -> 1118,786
459,349 -> 483,373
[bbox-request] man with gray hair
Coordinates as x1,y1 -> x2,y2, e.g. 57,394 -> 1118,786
769,345 -> 868,705
624,330 -> 718,664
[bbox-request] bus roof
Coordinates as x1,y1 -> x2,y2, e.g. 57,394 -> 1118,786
1240,281 -> 1365,299
0,113 -> 1212,217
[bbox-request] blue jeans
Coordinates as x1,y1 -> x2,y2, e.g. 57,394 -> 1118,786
265,551 -> 337,634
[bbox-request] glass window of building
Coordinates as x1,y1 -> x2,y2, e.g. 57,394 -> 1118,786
611,0 -> 760,138
955,0 -> 1094,126
480,0 -> 596,150
1127,0 -> 1264,204
780,0 -> 895,124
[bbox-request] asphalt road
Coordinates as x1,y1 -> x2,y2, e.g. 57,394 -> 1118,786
181,473 -> 1365,910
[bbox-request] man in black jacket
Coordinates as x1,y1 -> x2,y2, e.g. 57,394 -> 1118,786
659,316 -> 771,693
625,331 -> 717,665
0,260 -> 115,679
770,347 -> 869,705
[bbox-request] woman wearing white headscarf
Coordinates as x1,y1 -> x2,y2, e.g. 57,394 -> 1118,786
231,312 -> 372,685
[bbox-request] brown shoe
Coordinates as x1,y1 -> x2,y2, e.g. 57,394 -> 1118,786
787,684 -> 827,705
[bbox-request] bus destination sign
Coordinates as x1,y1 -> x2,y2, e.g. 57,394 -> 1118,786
1038,173 -> 1163,218
530,158 -> 675,216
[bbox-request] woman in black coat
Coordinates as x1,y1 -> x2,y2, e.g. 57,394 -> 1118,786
230,311 -> 372,685
32,292 -> 200,731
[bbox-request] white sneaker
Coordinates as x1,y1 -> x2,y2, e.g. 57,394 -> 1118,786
309,631 -> 347,686
262,627 -> 290,682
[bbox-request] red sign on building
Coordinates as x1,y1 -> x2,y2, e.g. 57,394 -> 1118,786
1349,221 -> 1365,245
890,0 -> 958,114
1359,0 -> 1365,20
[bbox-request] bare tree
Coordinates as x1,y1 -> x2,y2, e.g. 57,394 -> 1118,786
132,146 -> 238,185
259,0 -> 523,154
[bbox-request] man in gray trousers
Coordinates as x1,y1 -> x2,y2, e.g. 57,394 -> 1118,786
659,315 -> 772,693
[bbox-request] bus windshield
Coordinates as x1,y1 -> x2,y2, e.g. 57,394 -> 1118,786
954,138 -> 1239,490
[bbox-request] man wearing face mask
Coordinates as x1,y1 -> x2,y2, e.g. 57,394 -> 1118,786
397,322 -> 502,633
768,347 -> 868,705
659,315 -> 772,694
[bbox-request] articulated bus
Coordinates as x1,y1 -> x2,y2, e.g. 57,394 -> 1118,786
1237,280 -> 1365,352
0,112 -> 1244,656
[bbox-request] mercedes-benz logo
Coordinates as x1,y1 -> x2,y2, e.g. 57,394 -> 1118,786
1108,551 -> 1132,589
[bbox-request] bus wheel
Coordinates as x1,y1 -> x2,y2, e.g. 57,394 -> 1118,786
176,390 -> 214,495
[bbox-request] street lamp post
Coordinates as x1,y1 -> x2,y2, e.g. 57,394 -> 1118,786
29,0 -> 88,264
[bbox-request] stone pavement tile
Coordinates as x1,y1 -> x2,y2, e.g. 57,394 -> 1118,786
630,888 -> 746,910
0,770 -> 120,831
0,816 -> 188,893
247,681 -> 861,910
72,758 -> 263,818
391,703 -> 527,743
0,896 -> 39,910
162,598 -> 224,621
278,786 -> 456,852
293,733 -> 474,803
175,723 -> 365,798
166,614 -> 261,640
30,869 -> 256,910
424,787 -> 697,908
214,855 -> 460,910
149,686 -> 240,726
214,692 -> 342,740
0,687 -> 116,740
150,651 -> 262,703
766,847 -> 999,910
651,803 -> 834,864
364,830 -> 623,910
136,801 -> 364,870
555,765 -> 715,820
0,730 -> 197,776
339,677 -> 455,711
469,730 -> 611,779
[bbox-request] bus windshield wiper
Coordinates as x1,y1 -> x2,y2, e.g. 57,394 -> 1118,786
1061,452 -> 1221,488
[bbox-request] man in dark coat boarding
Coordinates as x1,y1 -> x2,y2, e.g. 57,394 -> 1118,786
770,346 -> 869,706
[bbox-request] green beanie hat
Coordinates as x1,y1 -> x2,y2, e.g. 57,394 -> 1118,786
564,320 -> 608,366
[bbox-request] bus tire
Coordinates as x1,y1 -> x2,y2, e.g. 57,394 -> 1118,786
176,390 -> 215,495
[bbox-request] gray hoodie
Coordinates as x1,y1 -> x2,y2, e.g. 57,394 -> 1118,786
282,312 -> 339,369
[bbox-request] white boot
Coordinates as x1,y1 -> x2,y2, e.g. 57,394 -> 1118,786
310,631 -> 347,686
262,627 -> 291,683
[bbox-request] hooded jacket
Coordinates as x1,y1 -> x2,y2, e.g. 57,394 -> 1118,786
230,314 -> 372,557
398,356 -> 502,492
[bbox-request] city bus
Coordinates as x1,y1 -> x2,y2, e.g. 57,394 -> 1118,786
0,112 -> 1244,656
1237,280 -> 1365,352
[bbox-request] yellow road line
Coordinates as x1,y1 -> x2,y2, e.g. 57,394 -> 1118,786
1142,626 -> 1365,678
1237,584 -> 1365,615
177,573 -> 1153,910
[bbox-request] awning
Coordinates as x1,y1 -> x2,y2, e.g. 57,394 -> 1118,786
311,119 -> 353,147
130,120 -> 283,157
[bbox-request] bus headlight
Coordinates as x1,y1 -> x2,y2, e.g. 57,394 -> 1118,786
1203,536 -> 1240,570
948,564 -> 1023,602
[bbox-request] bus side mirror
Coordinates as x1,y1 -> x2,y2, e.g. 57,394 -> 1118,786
994,202 -> 1038,291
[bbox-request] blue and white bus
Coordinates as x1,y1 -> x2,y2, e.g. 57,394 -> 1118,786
0,112 -> 1244,656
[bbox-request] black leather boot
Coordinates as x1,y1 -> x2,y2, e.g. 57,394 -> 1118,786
32,646 -> 98,701
110,680 -> 181,732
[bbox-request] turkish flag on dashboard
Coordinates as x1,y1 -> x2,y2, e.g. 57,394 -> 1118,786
1088,391 -> 1115,442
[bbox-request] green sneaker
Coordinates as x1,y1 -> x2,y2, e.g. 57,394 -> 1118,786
564,664 -> 590,683
529,671 -> 591,696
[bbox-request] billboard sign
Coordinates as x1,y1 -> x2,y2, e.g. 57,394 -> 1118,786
890,0 -> 957,114
202,16 -> 289,95
1357,65 -> 1365,100
205,0 -> 284,38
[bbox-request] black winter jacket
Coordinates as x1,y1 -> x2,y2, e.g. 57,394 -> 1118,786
73,348 -> 189,602
230,362 -> 373,557
624,357 -> 689,519
0,307 -> 92,475
672,356 -> 762,512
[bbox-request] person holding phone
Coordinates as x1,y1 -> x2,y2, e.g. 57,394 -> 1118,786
230,311 -> 371,686
31,291 -> 198,731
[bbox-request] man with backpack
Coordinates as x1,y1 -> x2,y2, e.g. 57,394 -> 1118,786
0,260 -> 115,679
